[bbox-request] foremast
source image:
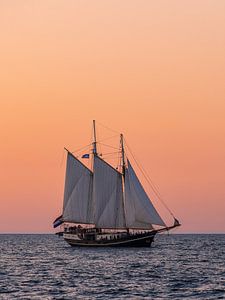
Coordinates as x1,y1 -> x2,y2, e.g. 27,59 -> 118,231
92,120 -> 97,156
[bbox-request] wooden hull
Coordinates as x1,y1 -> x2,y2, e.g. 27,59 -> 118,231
64,232 -> 156,247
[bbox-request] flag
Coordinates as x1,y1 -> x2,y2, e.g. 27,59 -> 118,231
82,154 -> 89,159
53,215 -> 63,228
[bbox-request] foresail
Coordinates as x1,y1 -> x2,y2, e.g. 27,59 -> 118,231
124,160 -> 166,228
63,152 -> 94,224
93,156 -> 125,228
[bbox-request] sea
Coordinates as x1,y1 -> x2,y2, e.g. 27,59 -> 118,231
0,234 -> 224,299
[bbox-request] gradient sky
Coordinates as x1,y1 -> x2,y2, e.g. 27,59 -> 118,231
0,1 -> 225,233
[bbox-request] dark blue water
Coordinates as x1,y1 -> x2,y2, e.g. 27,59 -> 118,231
0,234 -> 224,299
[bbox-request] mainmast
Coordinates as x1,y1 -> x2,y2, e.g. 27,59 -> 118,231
120,134 -> 126,175
120,133 -> 127,229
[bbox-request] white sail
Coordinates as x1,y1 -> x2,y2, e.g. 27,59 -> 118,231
93,156 -> 125,228
124,160 -> 166,228
63,152 -> 93,224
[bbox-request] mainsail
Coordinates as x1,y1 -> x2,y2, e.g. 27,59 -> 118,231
93,156 -> 125,228
124,160 -> 166,229
62,152 -> 94,224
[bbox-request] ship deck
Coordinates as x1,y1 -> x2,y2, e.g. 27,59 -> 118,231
63,230 -> 157,247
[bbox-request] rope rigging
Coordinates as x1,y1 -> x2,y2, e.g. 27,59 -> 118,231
71,144 -> 92,155
96,121 -> 120,134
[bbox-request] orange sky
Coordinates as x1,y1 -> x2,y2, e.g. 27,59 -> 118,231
0,1 -> 225,233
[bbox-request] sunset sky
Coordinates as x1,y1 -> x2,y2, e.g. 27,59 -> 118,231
0,1 -> 225,233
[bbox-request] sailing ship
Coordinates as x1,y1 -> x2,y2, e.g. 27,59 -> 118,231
53,121 -> 180,247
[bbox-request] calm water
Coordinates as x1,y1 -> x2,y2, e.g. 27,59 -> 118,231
0,234 -> 224,299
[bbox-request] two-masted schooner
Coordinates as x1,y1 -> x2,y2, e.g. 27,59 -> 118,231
53,121 -> 180,247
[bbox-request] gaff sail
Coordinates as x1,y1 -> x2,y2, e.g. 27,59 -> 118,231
62,152 -> 94,224
93,156 -> 125,228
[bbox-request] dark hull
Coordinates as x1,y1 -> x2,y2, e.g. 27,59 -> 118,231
64,232 -> 156,247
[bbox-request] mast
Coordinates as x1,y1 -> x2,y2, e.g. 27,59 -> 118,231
120,134 -> 127,229
120,134 -> 126,175
92,120 -> 97,226
93,120 -> 97,155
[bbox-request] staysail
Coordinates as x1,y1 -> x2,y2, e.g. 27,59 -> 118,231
93,155 -> 125,228
124,160 -> 166,229
63,152 -> 94,224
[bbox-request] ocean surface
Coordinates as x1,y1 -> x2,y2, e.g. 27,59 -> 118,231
0,234 -> 224,299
